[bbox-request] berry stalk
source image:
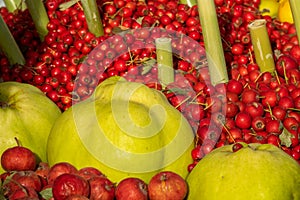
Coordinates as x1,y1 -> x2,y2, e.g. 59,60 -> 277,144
197,0 -> 228,86
289,0 -> 300,46
248,19 -> 275,73
0,15 -> 25,65
80,0 -> 104,37
155,37 -> 174,87
25,0 -> 49,41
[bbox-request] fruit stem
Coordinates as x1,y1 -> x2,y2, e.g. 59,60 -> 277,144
197,0 -> 229,86
80,0 -> 104,37
289,0 -> 300,46
248,19 -> 275,73
0,15 -> 25,65
155,37 -> 175,88
3,0 -> 27,12
25,0 -> 49,41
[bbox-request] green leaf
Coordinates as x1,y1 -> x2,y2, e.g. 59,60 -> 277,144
167,87 -> 187,95
279,128 -> 294,147
141,58 -> 156,75
39,188 -> 53,200
59,0 -> 80,11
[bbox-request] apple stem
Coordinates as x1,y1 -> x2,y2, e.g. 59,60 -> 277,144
14,137 -> 21,147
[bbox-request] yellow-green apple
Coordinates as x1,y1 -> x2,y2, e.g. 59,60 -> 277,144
47,76 -> 195,183
186,142 -> 300,200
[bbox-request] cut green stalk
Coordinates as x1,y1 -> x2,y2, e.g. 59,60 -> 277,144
3,0 -> 27,12
197,0 -> 228,86
248,19 -> 275,73
155,37 -> 174,87
25,0 -> 49,41
179,0 -> 196,7
0,15 -> 25,65
80,0 -> 104,37
289,0 -> 300,45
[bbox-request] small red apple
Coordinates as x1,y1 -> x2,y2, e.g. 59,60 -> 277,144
148,171 -> 188,200
52,173 -> 90,200
8,186 -> 39,200
115,177 -> 148,200
47,162 -> 78,185
88,176 -> 115,200
78,166 -> 104,181
11,170 -> 43,192
1,145 -> 37,171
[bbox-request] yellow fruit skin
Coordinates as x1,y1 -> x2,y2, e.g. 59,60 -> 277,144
47,76 -> 195,183
0,82 -> 61,173
186,143 -> 300,200
259,0 -> 280,18
278,0 -> 294,23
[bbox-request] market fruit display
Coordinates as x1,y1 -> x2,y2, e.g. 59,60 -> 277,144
186,142 -> 300,200
0,0 -> 299,198
0,81 -> 61,173
47,76 -> 195,183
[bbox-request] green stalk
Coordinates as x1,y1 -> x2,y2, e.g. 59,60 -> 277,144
179,0 -> 197,7
3,0 -> 27,12
25,0 -> 49,41
197,0 -> 228,86
248,19 -> 275,73
155,37 -> 174,87
289,0 -> 300,45
0,15 -> 25,65
80,0 -> 104,37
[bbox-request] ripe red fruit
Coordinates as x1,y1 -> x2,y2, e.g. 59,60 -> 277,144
115,177 -> 148,200
88,176 -> 115,200
148,171 -> 188,200
261,90 -> 279,108
240,88 -> 259,104
52,173 -> 90,200
1,145 -> 36,171
226,79 -> 243,94
78,166 -> 104,181
232,142 -> 244,152
47,162 -> 78,185
275,55 -> 298,76
235,112 -> 252,129
266,119 -> 283,135
251,116 -> 266,132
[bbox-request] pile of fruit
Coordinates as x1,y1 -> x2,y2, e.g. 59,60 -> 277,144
0,145 -> 189,199
0,0 -> 300,199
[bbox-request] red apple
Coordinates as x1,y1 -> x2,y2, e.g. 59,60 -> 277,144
89,176 -> 115,200
8,186 -> 39,200
52,173 -> 90,200
1,145 -> 36,172
148,171 -> 188,200
47,162 -> 78,185
115,177 -> 148,200
11,170 -> 43,192
78,166 -> 104,181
